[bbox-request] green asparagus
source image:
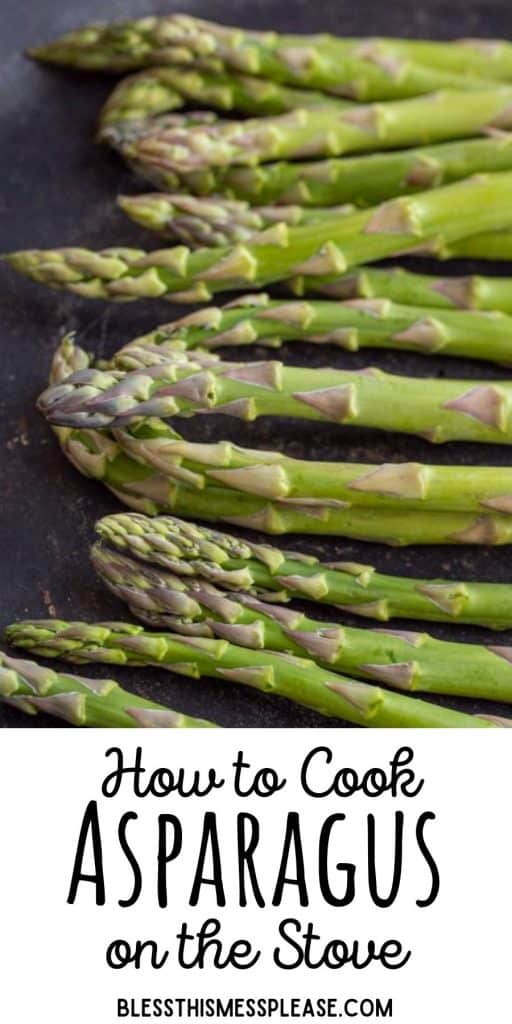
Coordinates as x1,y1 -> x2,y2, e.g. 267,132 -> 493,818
92,541 -> 512,702
95,511 -> 512,629
4,619 -> 502,729
9,172 -> 512,303
44,337 -> 512,546
118,190 -> 512,275
118,194 -> 355,248
29,14 -> 496,98
113,89 -> 512,180
45,338 -> 512,546
59,420 -> 512,547
118,132 -> 512,207
119,192 -> 512,268
286,264 -> 512,312
75,429 -> 512,544
100,65 -> 348,135
0,649 -> 214,727
117,414 -> 512,513
109,289 -> 512,367
117,189 -> 512,271
39,343 -> 512,447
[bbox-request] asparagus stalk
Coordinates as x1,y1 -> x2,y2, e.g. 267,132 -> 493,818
92,541 -> 512,702
144,137 -> 512,207
117,189 -> 512,271
68,418 -> 512,543
112,89 -> 512,180
118,194 -> 356,247
0,649 -> 214,727
95,511 -> 512,630
107,482 -> 512,544
9,172 -> 512,303
57,417 -> 512,546
286,264 -> 512,312
110,289 -> 512,367
30,16 -> 512,85
117,415 -> 512,514
100,66 -> 348,135
49,338 -> 512,547
39,344 -> 512,447
45,339 -> 512,546
120,193 -> 512,269
4,618 -> 502,729
122,187 -> 512,267
114,129 -> 512,208
29,14 -> 496,98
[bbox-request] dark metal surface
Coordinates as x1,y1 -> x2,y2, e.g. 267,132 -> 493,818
2,0 -> 512,728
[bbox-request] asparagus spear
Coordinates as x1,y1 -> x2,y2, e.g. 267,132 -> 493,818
119,414 -> 512,513
0,649 -> 214,727
109,289 -> 512,367
122,188 -> 512,267
100,66 -> 348,134
286,264 -> 512,312
71,419 -> 512,543
58,415 -> 512,546
109,484 -> 512,544
45,337 -> 512,545
136,135 -> 512,207
9,172 -> 512,303
112,89 -> 512,180
49,336 -> 512,546
4,618 -> 502,729
96,511 -> 512,629
39,344 -> 512,447
92,541 -> 512,702
29,14 -> 495,98
117,190 -> 512,276
118,194 -> 355,248
45,338 -> 512,546
101,75 -> 512,211
119,193 -> 512,269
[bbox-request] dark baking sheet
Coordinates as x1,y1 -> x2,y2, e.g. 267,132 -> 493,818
2,0 -> 512,727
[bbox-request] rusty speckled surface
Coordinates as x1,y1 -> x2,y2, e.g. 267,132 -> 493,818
2,0 -> 512,727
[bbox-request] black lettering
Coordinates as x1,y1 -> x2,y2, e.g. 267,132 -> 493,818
67,800 -> 105,905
